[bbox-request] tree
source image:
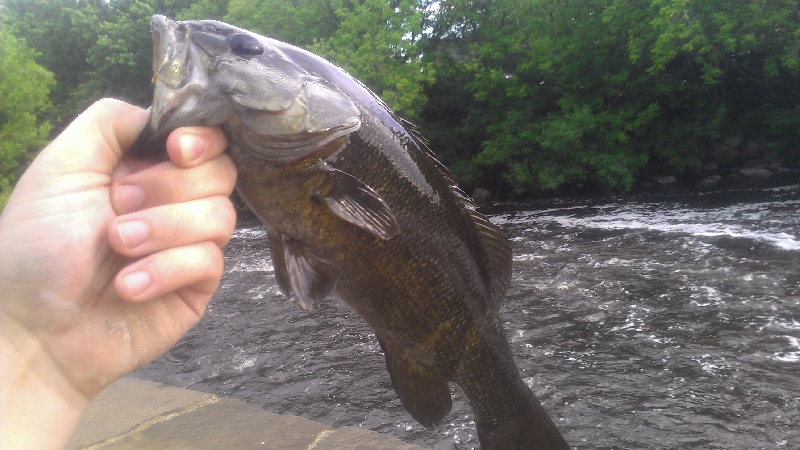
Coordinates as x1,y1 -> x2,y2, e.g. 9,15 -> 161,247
1,0 -> 97,126
626,0 -> 800,162
225,0 -> 336,46
69,0 -> 157,111
2,0 -> 797,196
421,0 -> 800,194
1,0 -> 198,128
0,27 -> 55,209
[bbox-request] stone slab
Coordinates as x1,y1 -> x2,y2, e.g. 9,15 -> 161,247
68,377 -> 427,450
103,398 -> 332,449
68,377 -> 216,448
312,426 -> 428,450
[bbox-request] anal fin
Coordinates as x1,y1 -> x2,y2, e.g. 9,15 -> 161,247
378,338 -> 452,428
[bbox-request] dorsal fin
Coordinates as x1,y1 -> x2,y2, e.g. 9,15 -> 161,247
401,119 -> 513,305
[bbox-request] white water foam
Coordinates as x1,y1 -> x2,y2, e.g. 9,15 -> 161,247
493,193 -> 800,251
773,336 -> 800,363
232,348 -> 258,371
232,226 -> 267,240
224,257 -> 273,273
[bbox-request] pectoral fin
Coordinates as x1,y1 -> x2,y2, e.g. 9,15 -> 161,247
268,232 -> 340,311
313,162 -> 399,240
378,338 -> 452,428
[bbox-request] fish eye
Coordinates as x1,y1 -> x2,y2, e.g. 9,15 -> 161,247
229,33 -> 264,56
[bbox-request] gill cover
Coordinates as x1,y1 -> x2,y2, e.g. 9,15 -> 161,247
130,15 -> 361,160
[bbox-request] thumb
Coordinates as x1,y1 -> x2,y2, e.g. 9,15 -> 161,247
36,99 -> 149,178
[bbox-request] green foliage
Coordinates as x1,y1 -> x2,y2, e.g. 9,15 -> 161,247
420,0 -> 800,194
311,0 -> 433,119
225,0 -> 336,46
178,0 -> 230,20
71,1 -> 157,111
1,0 -> 798,197
2,0 -> 94,125
0,27 -> 54,209
1,0 -> 194,127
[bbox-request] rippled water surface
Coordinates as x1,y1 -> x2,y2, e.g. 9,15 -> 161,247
136,184 -> 800,449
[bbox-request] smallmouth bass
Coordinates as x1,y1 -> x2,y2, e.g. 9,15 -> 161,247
130,15 -> 569,449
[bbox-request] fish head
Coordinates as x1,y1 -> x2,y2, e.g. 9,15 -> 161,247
131,15 -> 361,162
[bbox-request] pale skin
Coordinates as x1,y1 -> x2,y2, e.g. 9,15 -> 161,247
0,99 -> 238,449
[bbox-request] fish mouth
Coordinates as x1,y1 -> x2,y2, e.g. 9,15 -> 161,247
127,15 -> 194,158
147,15 -> 194,132
151,15 -> 190,89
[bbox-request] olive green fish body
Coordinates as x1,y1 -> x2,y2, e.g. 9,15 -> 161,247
131,15 -> 569,449
230,113 -> 490,347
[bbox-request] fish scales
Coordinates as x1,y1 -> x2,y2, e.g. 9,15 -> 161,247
232,117 -> 487,354
130,15 -> 569,449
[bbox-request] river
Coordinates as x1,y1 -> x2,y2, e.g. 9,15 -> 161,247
135,183 -> 800,449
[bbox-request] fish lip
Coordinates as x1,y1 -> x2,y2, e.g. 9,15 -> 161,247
150,15 -> 190,89
147,15 -> 194,134
129,16 -> 197,156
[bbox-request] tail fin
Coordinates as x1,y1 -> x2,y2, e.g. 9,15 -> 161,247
475,388 -> 569,450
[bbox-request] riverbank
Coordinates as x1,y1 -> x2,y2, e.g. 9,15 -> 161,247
68,377 -> 426,450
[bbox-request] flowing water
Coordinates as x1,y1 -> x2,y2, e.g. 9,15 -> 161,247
135,184 -> 800,449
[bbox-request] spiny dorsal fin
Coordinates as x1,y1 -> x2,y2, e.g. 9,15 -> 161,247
268,232 -> 340,311
401,118 -> 512,305
378,338 -> 452,428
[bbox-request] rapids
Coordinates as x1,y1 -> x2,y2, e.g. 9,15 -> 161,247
135,183 -> 800,449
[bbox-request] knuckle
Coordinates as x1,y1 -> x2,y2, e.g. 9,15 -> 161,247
197,241 -> 224,277
203,196 -> 235,228
217,197 -> 238,238
218,155 -> 238,191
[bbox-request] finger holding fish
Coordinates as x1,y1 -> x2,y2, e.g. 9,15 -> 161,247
111,123 -> 237,306
109,195 -> 236,258
111,151 -> 236,215
165,126 -> 230,168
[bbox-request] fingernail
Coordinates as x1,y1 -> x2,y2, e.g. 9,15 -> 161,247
122,270 -> 151,297
114,184 -> 145,214
117,220 -> 150,249
180,134 -> 204,164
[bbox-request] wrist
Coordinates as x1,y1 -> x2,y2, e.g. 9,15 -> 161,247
0,315 -> 88,450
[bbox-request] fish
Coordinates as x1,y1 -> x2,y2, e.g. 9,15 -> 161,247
130,15 -> 569,449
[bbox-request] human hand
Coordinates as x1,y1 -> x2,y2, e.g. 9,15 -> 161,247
0,99 -> 237,449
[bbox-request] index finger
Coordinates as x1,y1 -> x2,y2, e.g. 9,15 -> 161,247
165,126 -> 228,169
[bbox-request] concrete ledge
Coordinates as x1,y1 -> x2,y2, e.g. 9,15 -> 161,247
68,377 -> 426,450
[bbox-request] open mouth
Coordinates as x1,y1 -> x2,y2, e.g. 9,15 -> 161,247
150,15 -> 190,88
